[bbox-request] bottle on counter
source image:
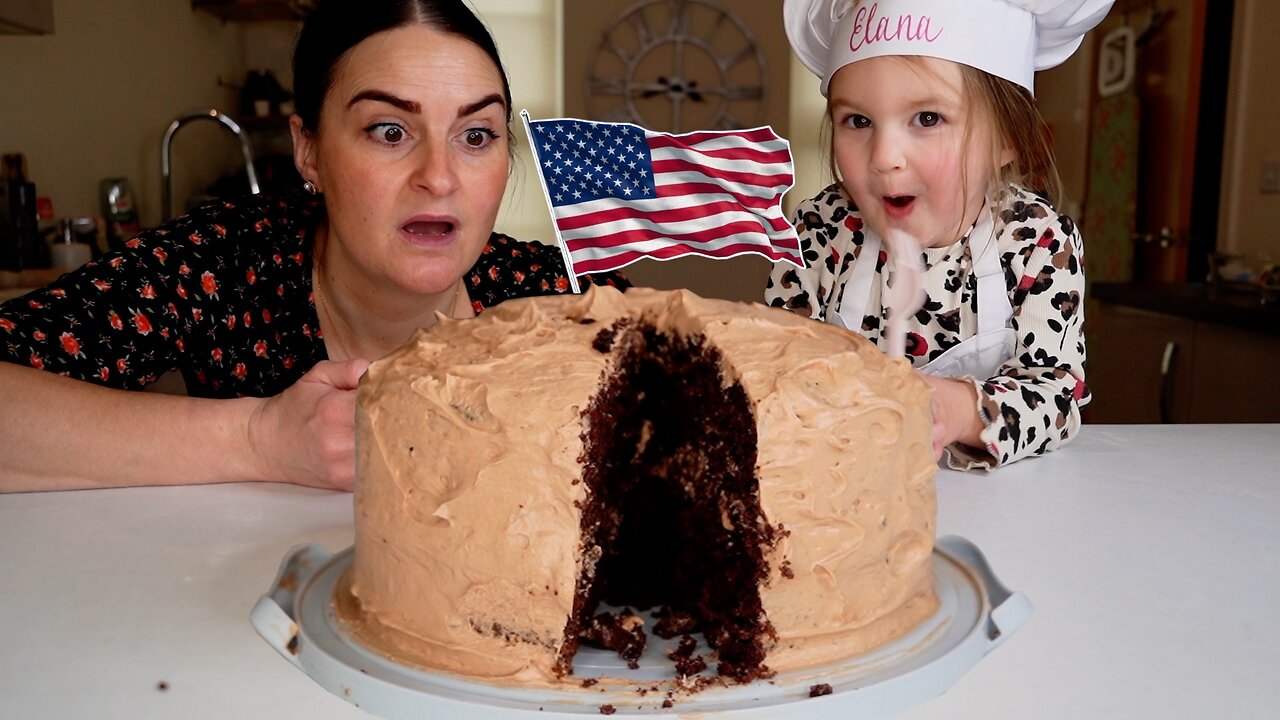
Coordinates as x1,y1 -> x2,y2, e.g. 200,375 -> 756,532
0,167 -> 12,271
100,177 -> 141,252
3,153 -> 43,271
70,216 -> 103,259
51,218 -> 93,271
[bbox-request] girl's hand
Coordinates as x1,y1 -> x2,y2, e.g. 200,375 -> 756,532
246,358 -> 371,491
919,374 -> 985,460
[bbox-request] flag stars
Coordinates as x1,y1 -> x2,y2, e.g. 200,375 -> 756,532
529,119 -> 657,208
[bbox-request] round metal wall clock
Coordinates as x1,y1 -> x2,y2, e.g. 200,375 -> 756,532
584,0 -> 769,132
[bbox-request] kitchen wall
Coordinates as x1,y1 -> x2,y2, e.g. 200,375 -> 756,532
471,0 -> 561,245
0,0 -> 244,228
476,0 -> 830,251
1220,0 -> 1280,262
7,1 -> 1272,272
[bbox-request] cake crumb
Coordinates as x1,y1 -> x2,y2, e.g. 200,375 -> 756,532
599,704 -> 616,715
580,610 -> 647,662
156,681 -> 168,692
809,683 -> 833,697
592,328 -> 618,353
652,607 -> 699,638
668,634 -> 707,677
662,698 -> 674,708
581,678 -> 598,688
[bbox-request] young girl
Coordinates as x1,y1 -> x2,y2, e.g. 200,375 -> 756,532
769,0 -> 1113,469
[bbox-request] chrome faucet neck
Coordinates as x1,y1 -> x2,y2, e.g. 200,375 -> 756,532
160,109 -> 261,222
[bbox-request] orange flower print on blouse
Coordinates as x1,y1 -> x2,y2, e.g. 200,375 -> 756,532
1,194 -> 628,399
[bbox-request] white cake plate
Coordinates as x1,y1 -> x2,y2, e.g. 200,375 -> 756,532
251,535 -> 1031,718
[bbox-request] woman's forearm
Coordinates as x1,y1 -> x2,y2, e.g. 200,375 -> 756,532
0,363 -> 263,492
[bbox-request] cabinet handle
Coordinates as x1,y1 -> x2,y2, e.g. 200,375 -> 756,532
1159,341 -> 1179,424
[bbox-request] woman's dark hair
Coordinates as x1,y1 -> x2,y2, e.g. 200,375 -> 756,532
292,0 -> 513,133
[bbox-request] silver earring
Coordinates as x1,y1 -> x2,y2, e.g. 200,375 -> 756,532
303,180 -> 318,195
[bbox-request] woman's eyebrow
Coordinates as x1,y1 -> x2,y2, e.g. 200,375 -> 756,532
345,91 -> 504,119
458,93 -> 505,118
348,90 -> 420,114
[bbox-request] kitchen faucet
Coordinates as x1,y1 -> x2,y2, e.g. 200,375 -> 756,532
160,109 -> 261,222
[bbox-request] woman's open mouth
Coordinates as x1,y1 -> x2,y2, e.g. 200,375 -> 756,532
400,217 -> 458,246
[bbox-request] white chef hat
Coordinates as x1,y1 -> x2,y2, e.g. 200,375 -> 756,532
784,0 -> 1115,96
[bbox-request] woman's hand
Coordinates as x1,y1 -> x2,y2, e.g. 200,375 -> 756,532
246,358 -> 371,491
919,375 -> 985,460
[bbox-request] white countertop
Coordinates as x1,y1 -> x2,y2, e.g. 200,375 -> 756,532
2,424 -> 1278,719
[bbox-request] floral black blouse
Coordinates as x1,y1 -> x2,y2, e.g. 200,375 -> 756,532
0,193 -> 627,398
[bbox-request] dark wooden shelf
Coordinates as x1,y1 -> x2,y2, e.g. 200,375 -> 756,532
192,0 -> 314,22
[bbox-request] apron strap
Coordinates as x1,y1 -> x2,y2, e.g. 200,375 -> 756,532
835,229 -> 881,331
971,206 -> 1014,337
834,202 -> 1014,342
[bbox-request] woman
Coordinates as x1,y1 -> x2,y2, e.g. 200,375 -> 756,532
0,0 -> 625,493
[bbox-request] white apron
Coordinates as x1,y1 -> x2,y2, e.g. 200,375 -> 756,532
829,207 -> 1017,380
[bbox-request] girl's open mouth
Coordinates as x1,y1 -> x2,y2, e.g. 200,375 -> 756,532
882,195 -> 916,219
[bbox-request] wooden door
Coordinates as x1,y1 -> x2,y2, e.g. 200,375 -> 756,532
1114,0 -> 1233,283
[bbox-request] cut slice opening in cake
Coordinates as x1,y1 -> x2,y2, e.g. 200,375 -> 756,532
559,322 -> 779,683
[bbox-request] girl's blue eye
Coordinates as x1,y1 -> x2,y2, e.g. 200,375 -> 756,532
917,112 -> 941,127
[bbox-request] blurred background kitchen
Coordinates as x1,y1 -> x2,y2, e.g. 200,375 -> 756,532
2,0 -> 1277,422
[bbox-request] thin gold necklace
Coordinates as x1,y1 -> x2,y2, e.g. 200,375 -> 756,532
313,271 -> 352,361
315,273 -> 467,360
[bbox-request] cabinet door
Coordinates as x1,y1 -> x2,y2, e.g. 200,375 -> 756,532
1085,302 -> 1196,423
1188,324 -> 1280,422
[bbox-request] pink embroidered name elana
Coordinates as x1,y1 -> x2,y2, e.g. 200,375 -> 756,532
848,2 -> 944,52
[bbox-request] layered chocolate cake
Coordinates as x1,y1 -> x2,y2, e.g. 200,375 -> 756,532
338,286 -> 937,688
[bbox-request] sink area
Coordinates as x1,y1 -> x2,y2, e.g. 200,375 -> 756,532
160,109 -> 261,222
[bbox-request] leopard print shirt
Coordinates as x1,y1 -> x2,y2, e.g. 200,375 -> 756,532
765,183 -> 1090,470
